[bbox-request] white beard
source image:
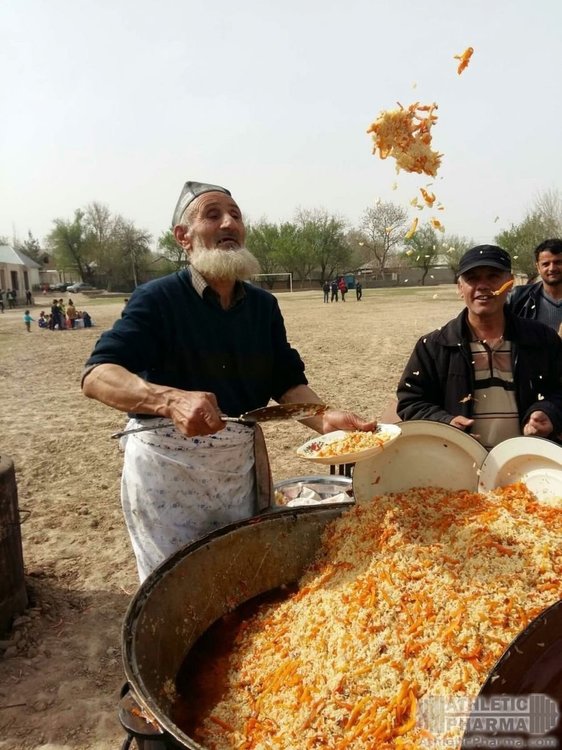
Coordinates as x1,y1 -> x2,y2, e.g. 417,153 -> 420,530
189,243 -> 261,281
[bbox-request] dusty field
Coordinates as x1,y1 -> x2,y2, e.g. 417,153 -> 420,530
0,285 -> 462,750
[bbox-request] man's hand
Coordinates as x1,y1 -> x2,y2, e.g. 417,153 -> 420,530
523,410 -> 553,437
320,409 -> 377,434
167,390 -> 226,437
450,415 -> 474,431
83,364 -> 226,437
279,384 -> 376,434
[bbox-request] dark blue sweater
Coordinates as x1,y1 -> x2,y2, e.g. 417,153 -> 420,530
85,270 -> 307,417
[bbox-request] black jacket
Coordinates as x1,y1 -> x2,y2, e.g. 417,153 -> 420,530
396,308 -> 562,437
506,281 -> 542,320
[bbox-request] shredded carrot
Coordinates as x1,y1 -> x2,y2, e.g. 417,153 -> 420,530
454,46 -> 474,75
193,484 -> 562,749
420,187 -> 436,207
209,715 -> 235,732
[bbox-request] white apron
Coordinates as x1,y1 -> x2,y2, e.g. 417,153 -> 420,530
120,419 -> 256,581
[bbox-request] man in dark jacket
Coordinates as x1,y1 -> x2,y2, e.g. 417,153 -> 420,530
397,245 -> 562,450
507,238 -> 562,332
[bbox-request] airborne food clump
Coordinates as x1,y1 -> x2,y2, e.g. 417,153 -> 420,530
367,101 -> 442,177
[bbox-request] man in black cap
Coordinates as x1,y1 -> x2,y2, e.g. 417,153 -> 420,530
82,180 -> 376,580
396,244 -> 562,450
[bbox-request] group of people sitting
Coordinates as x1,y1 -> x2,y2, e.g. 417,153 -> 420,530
37,299 -> 92,330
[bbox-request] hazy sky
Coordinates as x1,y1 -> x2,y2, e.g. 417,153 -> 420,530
2,0 -> 561,249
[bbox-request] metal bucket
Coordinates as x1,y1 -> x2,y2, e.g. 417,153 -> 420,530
122,504 -> 349,749
273,474 -> 353,507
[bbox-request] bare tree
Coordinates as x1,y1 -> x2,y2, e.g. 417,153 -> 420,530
495,190 -> 562,278
85,202 -> 114,244
114,218 -> 152,289
359,202 -> 408,278
533,188 -> 562,236
14,231 -> 42,262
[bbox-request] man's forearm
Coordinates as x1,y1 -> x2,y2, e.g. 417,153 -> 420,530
279,384 -> 326,432
82,363 -> 175,418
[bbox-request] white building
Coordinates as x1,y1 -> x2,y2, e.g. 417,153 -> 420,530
0,245 -> 41,303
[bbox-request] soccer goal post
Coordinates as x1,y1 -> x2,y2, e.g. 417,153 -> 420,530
251,272 -> 293,293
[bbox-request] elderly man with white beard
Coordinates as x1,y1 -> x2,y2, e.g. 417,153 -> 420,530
82,180 -> 376,581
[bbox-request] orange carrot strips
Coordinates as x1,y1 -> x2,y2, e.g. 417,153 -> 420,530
420,188 -> 436,207
454,46 -> 474,75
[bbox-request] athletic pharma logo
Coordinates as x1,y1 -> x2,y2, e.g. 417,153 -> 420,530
418,694 -> 560,748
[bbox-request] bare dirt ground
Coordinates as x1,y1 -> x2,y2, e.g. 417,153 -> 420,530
0,286 -> 462,750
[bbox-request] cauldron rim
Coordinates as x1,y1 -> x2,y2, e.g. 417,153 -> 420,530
122,503 -> 351,748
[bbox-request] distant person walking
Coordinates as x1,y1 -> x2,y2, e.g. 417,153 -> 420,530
25,290 -> 33,305
23,310 -> 34,332
338,277 -> 348,302
322,281 -> 330,303
356,281 -> 363,301
7,290 -> 16,309
330,280 -> 339,302
0,290 -> 4,313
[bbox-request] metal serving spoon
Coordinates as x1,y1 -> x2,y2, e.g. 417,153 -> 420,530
110,403 -> 327,439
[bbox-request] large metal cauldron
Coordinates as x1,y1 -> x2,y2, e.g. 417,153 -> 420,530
122,426 -> 562,748
122,504 -> 348,749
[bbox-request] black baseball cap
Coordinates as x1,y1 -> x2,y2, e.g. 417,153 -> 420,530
457,245 -> 512,276
172,181 -> 231,227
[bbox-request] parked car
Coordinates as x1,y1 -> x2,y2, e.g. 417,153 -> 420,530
49,282 -> 71,291
66,282 -> 95,294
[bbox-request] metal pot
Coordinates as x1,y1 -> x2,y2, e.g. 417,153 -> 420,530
122,504 -> 348,749
461,599 -> 562,748
122,497 -> 562,748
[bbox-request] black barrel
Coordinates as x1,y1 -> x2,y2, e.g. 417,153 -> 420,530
0,455 -> 27,633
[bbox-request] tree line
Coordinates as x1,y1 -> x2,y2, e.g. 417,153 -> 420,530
3,190 -> 561,291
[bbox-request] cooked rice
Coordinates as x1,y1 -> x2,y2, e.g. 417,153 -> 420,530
192,484 -> 562,749
313,431 -> 390,458
367,102 -> 442,178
